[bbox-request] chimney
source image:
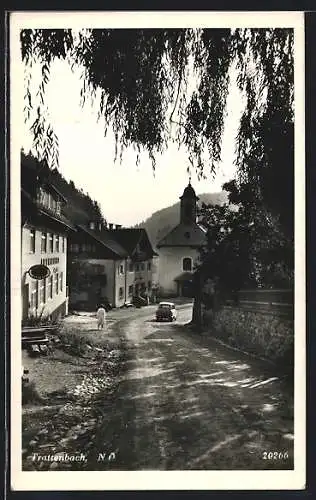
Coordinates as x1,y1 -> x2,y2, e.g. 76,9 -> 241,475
115,224 -> 122,230
109,223 -> 113,230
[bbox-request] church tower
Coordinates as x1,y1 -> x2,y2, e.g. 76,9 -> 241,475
179,180 -> 199,225
157,180 -> 206,298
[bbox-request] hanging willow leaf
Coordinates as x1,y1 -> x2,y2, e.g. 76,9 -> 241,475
20,27 -> 294,234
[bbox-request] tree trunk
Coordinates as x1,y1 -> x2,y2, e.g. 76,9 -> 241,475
191,271 -> 203,332
192,296 -> 202,331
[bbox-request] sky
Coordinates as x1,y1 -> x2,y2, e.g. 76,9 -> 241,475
22,57 -> 244,227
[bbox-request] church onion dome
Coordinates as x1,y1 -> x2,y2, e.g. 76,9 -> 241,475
180,181 -> 199,200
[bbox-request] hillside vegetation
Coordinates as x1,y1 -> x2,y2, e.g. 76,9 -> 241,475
134,192 -> 228,248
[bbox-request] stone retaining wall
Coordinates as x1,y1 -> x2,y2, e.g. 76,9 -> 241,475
204,307 -> 294,372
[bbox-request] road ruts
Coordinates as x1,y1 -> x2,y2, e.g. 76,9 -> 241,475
93,304 -> 294,470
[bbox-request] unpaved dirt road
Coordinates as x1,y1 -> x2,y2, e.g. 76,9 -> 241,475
89,304 -> 294,470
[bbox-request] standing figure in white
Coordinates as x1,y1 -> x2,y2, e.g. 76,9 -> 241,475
96,304 -> 107,330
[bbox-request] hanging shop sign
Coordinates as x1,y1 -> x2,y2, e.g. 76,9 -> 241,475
28,264 -> 51,280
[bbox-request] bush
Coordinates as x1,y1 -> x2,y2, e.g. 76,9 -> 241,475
22,311 -> 59,328
22,380 -> 42,405
211,307 -> 294,372
57,331 -> 88,356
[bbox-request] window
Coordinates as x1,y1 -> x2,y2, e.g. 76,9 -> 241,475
141,263 -> 145,271
30,229 -> 35,253
48,194 -> 56,211
39,279 -> 46,305
30,280 -> 38,308
91,264 -> 105,275
135,263 -> 139,272
55,235 -> 60,252
147,261 -> 151,271
119,287 -> 124,299
119,264 -> 124,275
128,285 -> 133,296
183,257 -> 192,272
56,201 -> 61,215
70,243 -> 79,253
38,187 -> 49,207
49,233 -> 54,253
55,273 -> 59,295
89,221 -> 95,230
62,237 -> 65,253
51,197 -> 57,212
41,232 -> 47,253
48,275 -> 53,299
148,281 -> 151,290
60,272 -> 63,292
129,262 -> 134,272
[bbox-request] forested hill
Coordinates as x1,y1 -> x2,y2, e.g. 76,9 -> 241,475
21,151 -> 106,225
134,192 -> 228,248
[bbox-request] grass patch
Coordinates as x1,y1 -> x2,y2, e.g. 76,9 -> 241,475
22,380 -> 43,405
57,331 -> 90,357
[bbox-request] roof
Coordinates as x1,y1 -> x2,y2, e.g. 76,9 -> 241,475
174,272 -> 194,282
21,188 -> 76,231
21,153 -> 67,200
38,209 -> 77,231
44,182 -> 67,203
180,182 -> 199,200
109,228 -> 143,255
107,228 -> 158,258
21,152 -> 104,227
157,222 -> 207,248
77,225 -> 128,259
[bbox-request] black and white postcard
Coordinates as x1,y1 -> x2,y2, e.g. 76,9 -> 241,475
9,10 -> 306,491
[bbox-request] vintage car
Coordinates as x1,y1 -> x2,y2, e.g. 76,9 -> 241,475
155,302 -> 177,322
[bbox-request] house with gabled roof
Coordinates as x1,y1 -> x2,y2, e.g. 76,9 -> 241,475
21,152 -> 158,311
108,228 -> 158,301
67,223 -> 157,309
157,181 -> 207,297
21,152 -> 76,322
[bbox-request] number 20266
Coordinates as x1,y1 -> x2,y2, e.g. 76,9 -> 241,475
262,451 -> 289,460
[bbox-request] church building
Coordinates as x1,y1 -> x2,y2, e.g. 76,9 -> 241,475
157,181 -> 207,297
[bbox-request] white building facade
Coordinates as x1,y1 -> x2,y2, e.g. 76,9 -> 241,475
157,182 -> 207,297
21,154 -> 75,322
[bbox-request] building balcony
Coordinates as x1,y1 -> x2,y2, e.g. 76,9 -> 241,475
36,199 -> 62,218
